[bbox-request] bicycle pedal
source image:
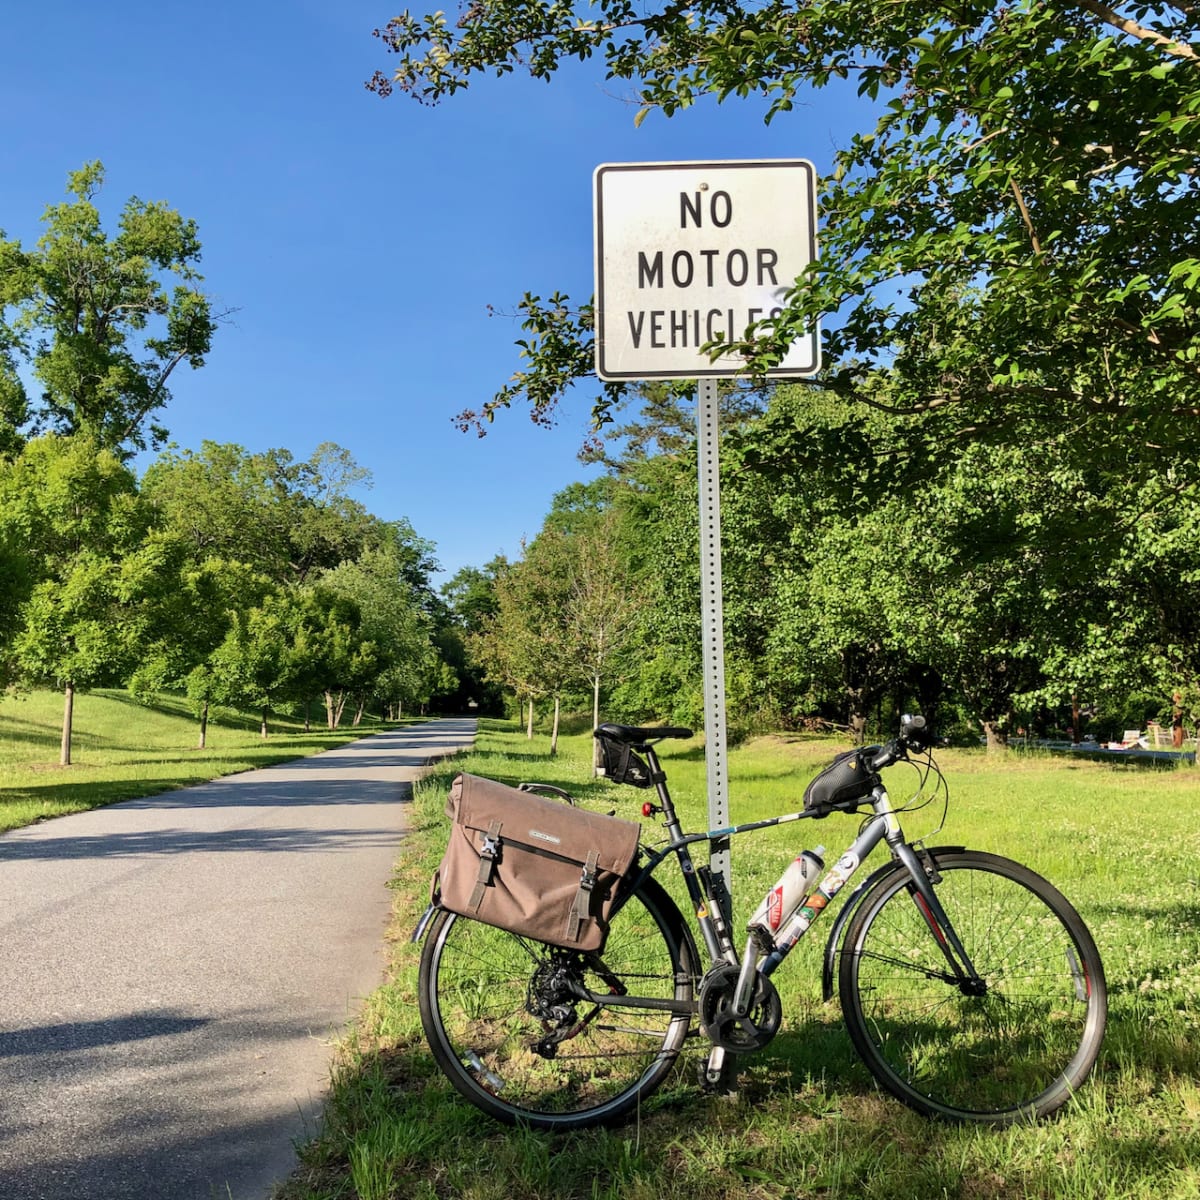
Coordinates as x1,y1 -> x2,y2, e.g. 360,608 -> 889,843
698,1050 -> 740,1096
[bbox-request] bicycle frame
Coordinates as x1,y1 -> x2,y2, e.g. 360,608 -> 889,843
602,741 -> 985,1027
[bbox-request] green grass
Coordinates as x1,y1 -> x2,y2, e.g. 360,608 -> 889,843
0,687 -> 402,832
276,720 -> 1200,1200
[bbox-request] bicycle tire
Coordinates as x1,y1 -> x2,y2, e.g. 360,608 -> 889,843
839,850 -> 1106,1124
418,876 -> 699,1130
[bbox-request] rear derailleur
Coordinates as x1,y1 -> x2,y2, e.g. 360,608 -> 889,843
526,956 -> 586,1058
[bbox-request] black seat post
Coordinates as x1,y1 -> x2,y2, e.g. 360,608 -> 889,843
642,744 -> 684,836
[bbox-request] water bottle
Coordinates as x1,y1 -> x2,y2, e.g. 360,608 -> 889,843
747,847 -> 825,947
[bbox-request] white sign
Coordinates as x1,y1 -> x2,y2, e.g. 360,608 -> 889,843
593,159 -> 819,381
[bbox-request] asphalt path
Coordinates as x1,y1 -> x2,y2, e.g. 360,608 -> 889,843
0,717 -> 477,1200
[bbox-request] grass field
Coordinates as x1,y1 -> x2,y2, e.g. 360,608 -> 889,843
0,688 -> 398,833
276,720 -> 1200,1200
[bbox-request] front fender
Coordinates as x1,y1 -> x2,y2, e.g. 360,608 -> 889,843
820,845 -> 964,1001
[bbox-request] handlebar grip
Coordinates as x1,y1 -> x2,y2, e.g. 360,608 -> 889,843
869,742 -> 900,771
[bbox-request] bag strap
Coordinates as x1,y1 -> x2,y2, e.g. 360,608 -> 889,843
467,819 -> 504,911
565,848 -> 601,943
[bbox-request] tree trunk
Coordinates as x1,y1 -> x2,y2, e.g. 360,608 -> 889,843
914,668 -> 942,730
304,698 -> 311,734
1070,693 -> 1082,744
353,697 -> 366,726
592,675 -> 604,775
1173,691 -> 1185,748
846,686 -> 867,745
60,680 -> 74,767
550,696 -> 561,757
982,719 -> 1008,752
526,697 -> 534,739
198,700 -> 209,750
324,691 -> 336,730
848,711 -> 867,745
261,707 -> 269,739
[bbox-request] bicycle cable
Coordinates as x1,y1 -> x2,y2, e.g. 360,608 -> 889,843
892,749 -> 950,840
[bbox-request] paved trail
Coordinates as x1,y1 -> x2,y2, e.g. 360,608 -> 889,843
0,718 -> 476,1199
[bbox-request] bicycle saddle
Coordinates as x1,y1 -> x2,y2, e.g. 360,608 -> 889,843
594,723 -> 694,744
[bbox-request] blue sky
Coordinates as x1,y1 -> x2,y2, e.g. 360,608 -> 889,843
1,1 -> 876,584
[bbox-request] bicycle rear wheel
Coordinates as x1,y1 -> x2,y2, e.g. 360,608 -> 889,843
418,877 -> 698,1130
839,850 -> 1106,1123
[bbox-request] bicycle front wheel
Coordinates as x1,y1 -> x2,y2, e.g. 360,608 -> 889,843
839,850 -> 1106,1124
418,877 -> 699,1130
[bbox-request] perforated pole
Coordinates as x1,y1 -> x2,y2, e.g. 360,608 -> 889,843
696,378 -> 731,913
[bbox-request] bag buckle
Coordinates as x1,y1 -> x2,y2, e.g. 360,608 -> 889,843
468,821 -> 504,912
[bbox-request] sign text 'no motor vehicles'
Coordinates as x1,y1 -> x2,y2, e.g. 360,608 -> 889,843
593,160 -> 820,381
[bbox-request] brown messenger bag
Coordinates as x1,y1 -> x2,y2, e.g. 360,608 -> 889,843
433,773 -> 641,952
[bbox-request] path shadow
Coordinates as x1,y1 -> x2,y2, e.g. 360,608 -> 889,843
0,1013 -> 211,1059
0,1002 -> 335,1200
0,819 -> 403,861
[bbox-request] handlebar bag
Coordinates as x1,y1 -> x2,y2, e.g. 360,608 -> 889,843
803,748 -> 882,818
434,773 -> 641,952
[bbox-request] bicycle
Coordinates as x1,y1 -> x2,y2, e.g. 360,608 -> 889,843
413,715 -> 1107,1130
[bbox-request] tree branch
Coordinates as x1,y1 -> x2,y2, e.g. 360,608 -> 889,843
1072,0 -> 1199,60
1008,177 -> 1044,256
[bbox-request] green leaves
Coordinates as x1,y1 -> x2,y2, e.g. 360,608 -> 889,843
368,0 -> 1200,459
0,161 -> 217,455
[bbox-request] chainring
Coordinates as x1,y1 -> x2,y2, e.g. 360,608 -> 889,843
698,963 -> 782,1052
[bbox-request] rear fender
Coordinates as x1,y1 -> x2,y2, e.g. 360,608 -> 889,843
411,902 -> 439,944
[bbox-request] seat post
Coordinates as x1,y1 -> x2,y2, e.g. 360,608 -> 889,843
642,744 -> 684,836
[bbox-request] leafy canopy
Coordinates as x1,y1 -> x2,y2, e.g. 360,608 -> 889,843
0,162 -> 216,454
369,0 -> 1200,464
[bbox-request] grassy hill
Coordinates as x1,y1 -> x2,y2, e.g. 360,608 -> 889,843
0,687 -> 396,833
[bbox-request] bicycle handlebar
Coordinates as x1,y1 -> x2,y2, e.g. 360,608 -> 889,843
868,714 -> 932,772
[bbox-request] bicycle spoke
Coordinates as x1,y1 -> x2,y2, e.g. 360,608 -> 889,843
841,852 -> 1106,1123
419,879 -> 696,1129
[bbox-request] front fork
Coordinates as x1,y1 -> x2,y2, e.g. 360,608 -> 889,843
818,840 -> 978,1001
885,838 -> 982,986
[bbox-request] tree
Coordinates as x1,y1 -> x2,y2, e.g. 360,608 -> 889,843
288,585 -> 380,730
208,588 -> 300,739
442,561 -> 505,635
128,549 -> 274,748
767,516 -> 913,743
368,2 -> 1199,477
0,162 -> 216,454
319,545 -> 442,723
475,494 -> 647,753
437,559 -> 508,714
0,339 -> 28,458
473,547 -> 564,742
141,442 -> 289,577
142,440 -> 383,586
562,513 -> 647,743
1035,468 -> 1200,740
0,434 -> 148,762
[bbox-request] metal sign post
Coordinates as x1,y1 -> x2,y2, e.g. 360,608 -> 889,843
696,376 -> 730,900
593,159 -> 819,907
